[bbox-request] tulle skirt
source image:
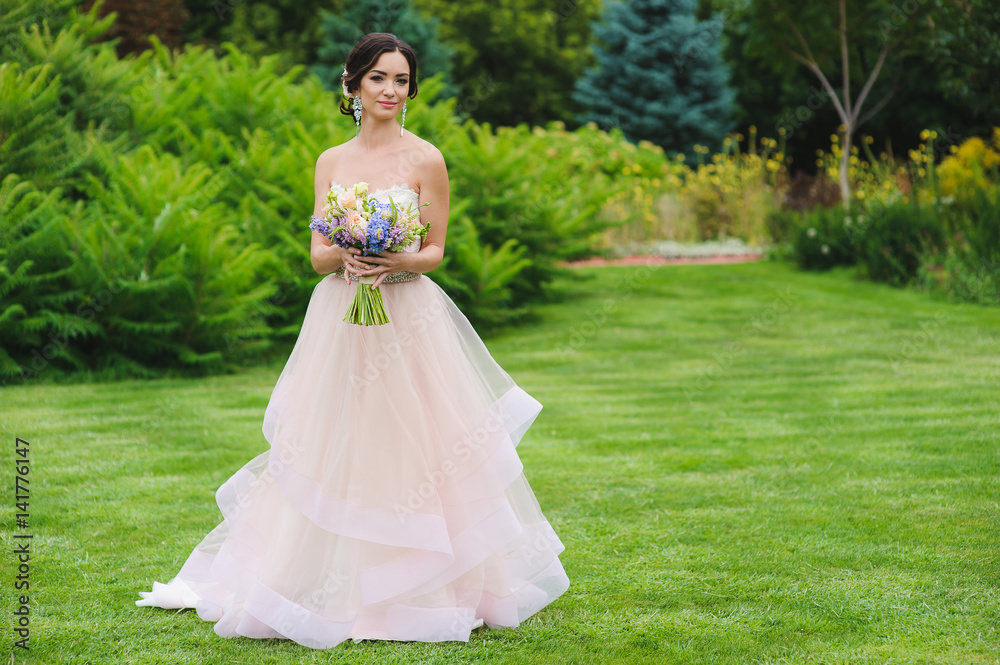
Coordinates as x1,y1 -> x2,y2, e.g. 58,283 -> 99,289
136,272 -> 570,649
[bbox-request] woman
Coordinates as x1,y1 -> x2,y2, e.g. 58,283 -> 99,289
136,33 -> 570,649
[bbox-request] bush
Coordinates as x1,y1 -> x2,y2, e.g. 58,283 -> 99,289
936,157 -> 1000,264
597,126 -> 789,249
71,145 -> 283,372
438,122 -> 622,306
859,201 -> 945,286
936,130 -> 1000,197
0,62 -> 72,188
918,185 -> 1000,305
0,2 -> 630,382
765,209 -> 800,246
918,246 -> 1000,306
791,206 -> 857,271
429,217 -> 532,329
0,174 -> 99,380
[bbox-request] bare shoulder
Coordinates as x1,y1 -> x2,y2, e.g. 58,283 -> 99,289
406,137 -> 446,196
407,134 -> 446,171
315,143 -> 348,170
314,144 -> 351,192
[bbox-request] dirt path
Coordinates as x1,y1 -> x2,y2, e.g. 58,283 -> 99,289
559,253 -> 766,267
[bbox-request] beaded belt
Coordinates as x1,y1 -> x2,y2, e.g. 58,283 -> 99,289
332,267 -> 421,284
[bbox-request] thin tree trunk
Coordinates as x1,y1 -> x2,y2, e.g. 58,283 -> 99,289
839,0 -> 852,211
840,127 -> 852,210
774,0 -> 894,212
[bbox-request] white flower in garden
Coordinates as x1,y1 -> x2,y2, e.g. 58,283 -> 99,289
821,244 -> 830,254
844,216 -> 852,226
807,228 -> 817,238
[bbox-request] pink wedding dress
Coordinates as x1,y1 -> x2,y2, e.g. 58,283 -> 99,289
135,182 -> 570,648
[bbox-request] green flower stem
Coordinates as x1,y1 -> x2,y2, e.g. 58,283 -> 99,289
343,279 -> 390,326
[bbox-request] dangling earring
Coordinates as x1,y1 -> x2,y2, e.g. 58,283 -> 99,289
400,100 -> 407,137
352,95 -> 362,136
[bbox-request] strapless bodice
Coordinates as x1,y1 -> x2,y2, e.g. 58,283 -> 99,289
329,181 -> 423,254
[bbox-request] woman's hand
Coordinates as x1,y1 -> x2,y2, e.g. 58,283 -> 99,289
346,250 -> 416,288
340,247 -> 374,283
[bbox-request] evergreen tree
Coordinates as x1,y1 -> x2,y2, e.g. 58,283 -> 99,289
310,0 -> 456,100
184,0 -> 333,70
573,0 -> 735,154
414,0 -> 602,127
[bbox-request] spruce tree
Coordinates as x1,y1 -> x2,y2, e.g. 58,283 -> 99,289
573,0 -> 735,154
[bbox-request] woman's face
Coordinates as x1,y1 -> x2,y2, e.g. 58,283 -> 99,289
357,50 -> 410,120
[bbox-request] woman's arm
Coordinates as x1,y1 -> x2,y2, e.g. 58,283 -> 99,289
364,146 -> 450,287
309,150 -> 351,275
410,146 -> 449,274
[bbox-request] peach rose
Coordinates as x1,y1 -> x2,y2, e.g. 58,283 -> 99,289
337,190 -> 357,209
345,209 -> 363,229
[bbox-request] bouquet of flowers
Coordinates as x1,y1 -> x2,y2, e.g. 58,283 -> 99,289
309,182 -> 429,326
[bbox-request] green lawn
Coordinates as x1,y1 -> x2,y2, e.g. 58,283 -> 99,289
2,260 -> 998,664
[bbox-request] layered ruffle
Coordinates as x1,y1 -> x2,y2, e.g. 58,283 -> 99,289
136,274 -> 569,648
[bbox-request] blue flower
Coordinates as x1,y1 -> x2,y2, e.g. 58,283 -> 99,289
365,206 -> 392,255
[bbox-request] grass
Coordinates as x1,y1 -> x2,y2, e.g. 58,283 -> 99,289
1,260 -> 998,664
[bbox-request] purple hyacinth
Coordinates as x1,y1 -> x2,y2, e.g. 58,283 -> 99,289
308,215 -> 331,237
332,227 -> 354,248
388,222 -> 407,247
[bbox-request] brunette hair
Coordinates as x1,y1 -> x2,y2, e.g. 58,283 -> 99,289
338,33 -> 419,117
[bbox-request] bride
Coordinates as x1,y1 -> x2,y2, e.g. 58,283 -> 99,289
136,32 -> 570,649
